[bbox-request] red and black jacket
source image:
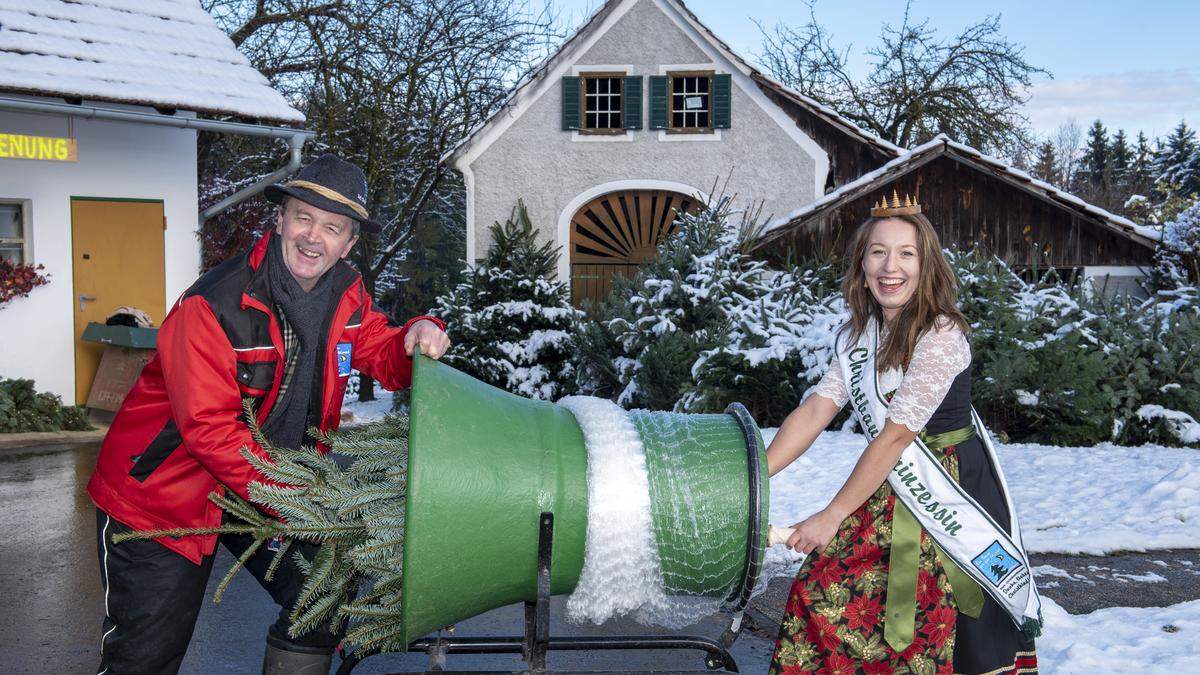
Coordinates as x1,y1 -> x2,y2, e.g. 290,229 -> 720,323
88,231 -> 443,564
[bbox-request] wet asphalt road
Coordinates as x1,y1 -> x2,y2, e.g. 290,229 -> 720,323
3,442 -> 1198,674
0,443 -> 775,674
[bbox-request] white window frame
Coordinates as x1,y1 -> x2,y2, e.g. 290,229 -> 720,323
0,199 -> 31,265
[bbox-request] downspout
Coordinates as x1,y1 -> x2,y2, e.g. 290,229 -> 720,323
199,133 -> 307,223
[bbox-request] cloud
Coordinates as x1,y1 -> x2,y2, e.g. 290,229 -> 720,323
1025,69 -> 1200,138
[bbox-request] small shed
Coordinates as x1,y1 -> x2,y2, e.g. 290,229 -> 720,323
0,0 -> 306,403
754,136 -> 1158,288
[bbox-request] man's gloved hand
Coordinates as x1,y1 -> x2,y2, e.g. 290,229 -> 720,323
404,319 -> 451,359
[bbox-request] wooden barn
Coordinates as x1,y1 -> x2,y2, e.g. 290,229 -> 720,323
754,135 -> 1158,292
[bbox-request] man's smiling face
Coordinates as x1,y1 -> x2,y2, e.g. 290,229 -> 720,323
274,198 -> 359,291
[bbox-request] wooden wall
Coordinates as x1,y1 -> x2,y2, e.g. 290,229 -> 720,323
759,155 -> 1156,269
756,83 -> 894,191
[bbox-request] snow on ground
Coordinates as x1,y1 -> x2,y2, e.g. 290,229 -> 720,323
340,387 -> 397,425
765,429 -> 1200,556
1037,597 -> 1200,673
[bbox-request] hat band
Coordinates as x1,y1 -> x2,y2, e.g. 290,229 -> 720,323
283,180 -> 369,220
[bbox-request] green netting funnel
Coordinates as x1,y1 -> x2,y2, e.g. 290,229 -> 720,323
400,355 -> 767,645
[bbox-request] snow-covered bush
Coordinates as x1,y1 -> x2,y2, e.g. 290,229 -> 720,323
953,250 -> 1199,447
683,262 -> 845,424
432,201 -> 581,400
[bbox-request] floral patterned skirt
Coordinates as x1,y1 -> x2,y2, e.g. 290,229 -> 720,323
769,441 -> 1037,675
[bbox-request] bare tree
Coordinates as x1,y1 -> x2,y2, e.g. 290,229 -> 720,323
200,0 -> 561,400
758,0 -> 1048,154
1052,119 -> 1083,190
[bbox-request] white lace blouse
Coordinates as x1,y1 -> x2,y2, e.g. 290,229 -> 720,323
814,319 -> 972,433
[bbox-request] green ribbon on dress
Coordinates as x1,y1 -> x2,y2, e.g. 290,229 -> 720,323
883,426 -> 985,653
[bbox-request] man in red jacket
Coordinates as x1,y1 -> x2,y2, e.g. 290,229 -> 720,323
88,154 -> 450,674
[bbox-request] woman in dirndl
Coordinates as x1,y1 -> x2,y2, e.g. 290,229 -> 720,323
767,196 -> 1040,674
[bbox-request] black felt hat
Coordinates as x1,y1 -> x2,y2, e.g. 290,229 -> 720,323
264,154 -> 381,234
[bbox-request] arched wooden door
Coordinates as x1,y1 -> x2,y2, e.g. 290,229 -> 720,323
569,189 -> 696,305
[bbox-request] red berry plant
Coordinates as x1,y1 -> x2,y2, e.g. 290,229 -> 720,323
0,257 -> 50,307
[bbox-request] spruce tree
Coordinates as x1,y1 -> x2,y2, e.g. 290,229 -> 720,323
1154,121 -> 1198,198
431,200 -> 581,400
1032,140 -> 1059,184
1110,129 -> 1132,190
1131,131 -> 1156,193
1079,120 -> 1110,191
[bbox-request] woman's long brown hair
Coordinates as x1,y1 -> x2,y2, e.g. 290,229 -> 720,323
839,213 -> 968,372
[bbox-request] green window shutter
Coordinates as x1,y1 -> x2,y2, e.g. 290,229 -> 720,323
648,75 -> 669,130
562,76 -> 582,131
712,73 -> 732,129
623,76 -> 643,130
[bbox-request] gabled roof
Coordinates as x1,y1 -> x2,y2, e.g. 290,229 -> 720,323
755,134 -> 1160,250
442,0 -> 900,165
0,0 -> 303,123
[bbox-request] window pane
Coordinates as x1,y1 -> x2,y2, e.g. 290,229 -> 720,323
0,245 -> 22,265
586,78 -> 597,94
673,77 -> 684,94
612,78 -> 622,94
586,112 -> 598,128
612,112 -> 622,128
697,111 -> 710,128
0,204 -> 21,239
672,112 -> 684,128
698,77 -> 709,93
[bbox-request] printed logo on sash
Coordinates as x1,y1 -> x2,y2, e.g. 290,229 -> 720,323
336,342 -> 353,377
972,541 -> 1021,586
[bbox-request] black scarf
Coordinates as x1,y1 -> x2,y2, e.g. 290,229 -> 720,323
261,234 -> 336,451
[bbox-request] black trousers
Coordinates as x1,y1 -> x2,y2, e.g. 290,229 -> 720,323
94,508 -> 340,675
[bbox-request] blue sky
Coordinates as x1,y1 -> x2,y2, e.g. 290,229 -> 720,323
553,0 -> 1200,140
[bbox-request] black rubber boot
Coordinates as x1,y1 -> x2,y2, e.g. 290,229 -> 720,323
261,632 -> 333,675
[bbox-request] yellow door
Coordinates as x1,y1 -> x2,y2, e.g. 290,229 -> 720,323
71,198 -> 166,404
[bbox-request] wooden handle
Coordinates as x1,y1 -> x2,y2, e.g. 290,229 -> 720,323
768,525 -> 796,547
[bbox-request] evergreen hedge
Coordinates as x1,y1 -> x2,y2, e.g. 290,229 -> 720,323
0,378 -> 92,433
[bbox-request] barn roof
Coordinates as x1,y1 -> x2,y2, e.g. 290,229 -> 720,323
755,134 -> 1160,251
0,0 -> 303,123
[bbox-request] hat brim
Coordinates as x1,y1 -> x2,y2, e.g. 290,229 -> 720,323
265,184 -> 382,235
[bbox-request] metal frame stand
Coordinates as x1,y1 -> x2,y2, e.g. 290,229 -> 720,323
337,512 -> 742,674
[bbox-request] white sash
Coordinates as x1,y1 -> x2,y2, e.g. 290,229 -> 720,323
837,319 -> 1042,634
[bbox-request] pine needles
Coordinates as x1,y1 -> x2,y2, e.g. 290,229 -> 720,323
112,399 -> 413,655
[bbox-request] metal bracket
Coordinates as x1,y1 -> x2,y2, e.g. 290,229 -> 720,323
338,511 -> 741,673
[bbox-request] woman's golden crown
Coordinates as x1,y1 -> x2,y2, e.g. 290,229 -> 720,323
870,189 -> 922,217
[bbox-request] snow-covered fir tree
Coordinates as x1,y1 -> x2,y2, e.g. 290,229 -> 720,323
432,201 -> 581,400
574,197 -> 768,411
1154,121 -> 1199,198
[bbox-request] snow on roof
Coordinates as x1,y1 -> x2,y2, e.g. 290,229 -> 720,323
0,0 -> 303,123
442,0 -> 900,165
757,134 -> 1159,250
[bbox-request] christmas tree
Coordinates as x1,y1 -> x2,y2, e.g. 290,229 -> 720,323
115,403 -> 414,655
432,200 -> 581,400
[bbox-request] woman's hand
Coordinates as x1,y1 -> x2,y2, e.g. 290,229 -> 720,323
785,508 -> 845,555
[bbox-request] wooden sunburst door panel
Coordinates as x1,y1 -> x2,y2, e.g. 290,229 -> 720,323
569,189 -> 694,306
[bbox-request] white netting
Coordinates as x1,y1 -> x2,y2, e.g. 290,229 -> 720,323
558,397 -> 759,629
557,396 -> 668,625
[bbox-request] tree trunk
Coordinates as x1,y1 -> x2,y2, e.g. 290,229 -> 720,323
358,373 -> 377,402
358,260 -> 377,402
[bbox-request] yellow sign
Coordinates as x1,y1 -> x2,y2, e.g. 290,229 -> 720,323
0,133 -> 78,162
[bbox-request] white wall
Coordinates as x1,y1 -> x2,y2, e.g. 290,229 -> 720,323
0,98 -> 199,401
460,0 -> 823,281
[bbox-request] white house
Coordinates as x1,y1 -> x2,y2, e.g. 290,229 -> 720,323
443,0 -> 900,305
0,0 -> 308,404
